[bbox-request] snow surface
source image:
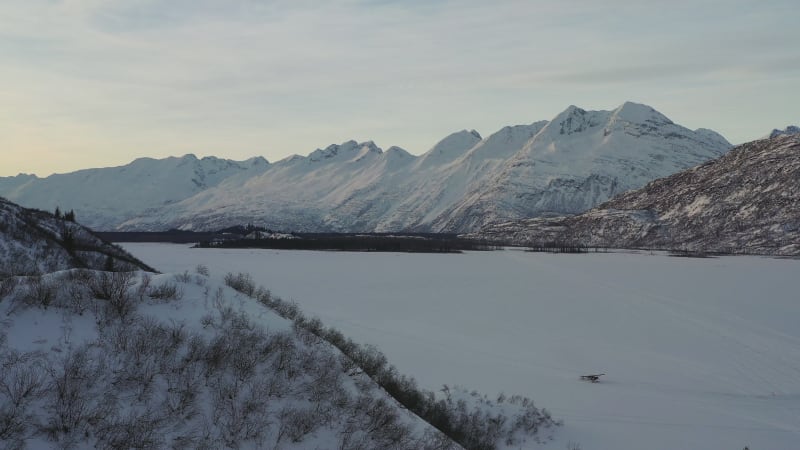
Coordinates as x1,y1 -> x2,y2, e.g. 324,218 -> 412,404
124,243 -> 800,450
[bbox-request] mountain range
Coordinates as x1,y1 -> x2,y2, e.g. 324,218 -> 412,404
0,102 -> 731,233
469,133 -> 800,256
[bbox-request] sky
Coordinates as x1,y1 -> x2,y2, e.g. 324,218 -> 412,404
1,0 -> 798,177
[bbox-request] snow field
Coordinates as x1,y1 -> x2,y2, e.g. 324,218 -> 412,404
124,243 -> 800,450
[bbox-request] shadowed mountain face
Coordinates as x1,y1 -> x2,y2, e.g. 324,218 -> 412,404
471,134 -> 800,256
0,102 -> 730,233
0,197 -> 154,276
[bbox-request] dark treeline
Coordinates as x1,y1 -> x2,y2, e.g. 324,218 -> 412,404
199,234 -> 501,253
96,230 -> 226,243
526,241 -> 607,254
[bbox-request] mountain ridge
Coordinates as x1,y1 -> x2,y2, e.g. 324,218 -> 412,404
0,102 -> 732,233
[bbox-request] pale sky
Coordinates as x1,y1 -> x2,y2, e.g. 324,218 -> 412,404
1,0 -> 798,177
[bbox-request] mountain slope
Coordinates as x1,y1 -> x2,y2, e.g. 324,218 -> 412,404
471,134 -> 800,255
0,197 -> 154,276
1,103 -> 731,233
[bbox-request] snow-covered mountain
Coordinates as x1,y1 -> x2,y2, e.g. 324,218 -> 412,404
470,134 -> 800,255
0,197 -> 154,276
0,154 -> 269,230
1,102 -> 731,232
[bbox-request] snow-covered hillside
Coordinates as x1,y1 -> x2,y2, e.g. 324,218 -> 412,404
0,269 -> 455,449
0,197 -> 153,276
0,103 -> 730,232
471,134 -> 800,255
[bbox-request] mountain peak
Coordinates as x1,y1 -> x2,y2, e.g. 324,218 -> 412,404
767,125 -> 800,139
414,129 -> 482,168
610,101 -> 673,125
245,156 -> 270,167
430,129 -> 482,155
548,104 -> 597,136
308,140 -> 383,162
358,140 -> 383,154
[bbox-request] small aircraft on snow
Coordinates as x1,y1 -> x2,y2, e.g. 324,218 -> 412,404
580,373 -> 605,383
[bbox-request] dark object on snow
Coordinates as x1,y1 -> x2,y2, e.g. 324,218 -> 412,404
580,373 -> 605,383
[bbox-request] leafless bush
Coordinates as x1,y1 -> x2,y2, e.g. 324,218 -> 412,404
86,271 -> 135,302
174,270 -> 192,283
223,272 -> 255,297
45,348 -> 98,441
135,272 -> 152,301
94,408 -> 166,450
0,403 -> 28,448
85,271 -> 136,320
147,281 -> 183,301
0,350 -> 48,445
0,357 -> 47,408
22,276 -> 56,310
162,360 -> 203,419
64,276 -> 92,315
277,407 -> 318,444
0,278 -> 17,303
195,264 -> 210,277
210,377 -> 271,448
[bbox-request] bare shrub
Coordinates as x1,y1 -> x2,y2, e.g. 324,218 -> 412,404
135,272 -> 152,301
0,357 -> 47,408
210,377 -> 270,448
22,276 -> 56,310
94,409 -> 165,450
0,350 -> 48,445
86,271 -> 135,302
65,275 -> 92,316
85,272 -> 136,320
162,360 -> 203,419
195,264 -> 210,277
0,278 -> 17,303
277,407 -> 318,444
174,270 -> 192,283
223,272 -> 255,297
45,348 -> 98,441
147,281 -> 183,301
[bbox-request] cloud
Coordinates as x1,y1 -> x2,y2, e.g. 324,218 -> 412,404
0,0 -> 798,175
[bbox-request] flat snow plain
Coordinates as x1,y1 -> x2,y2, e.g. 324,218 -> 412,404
124,244 -> 800,450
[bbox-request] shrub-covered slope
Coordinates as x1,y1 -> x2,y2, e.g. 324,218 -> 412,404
0,269 -> 559,449
0,197 -> 154,276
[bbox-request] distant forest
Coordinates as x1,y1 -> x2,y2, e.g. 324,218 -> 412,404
97,228 -> 503,253
198,233 -> 501,253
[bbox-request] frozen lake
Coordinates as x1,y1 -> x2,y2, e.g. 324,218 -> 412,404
123,243 -> 800,450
